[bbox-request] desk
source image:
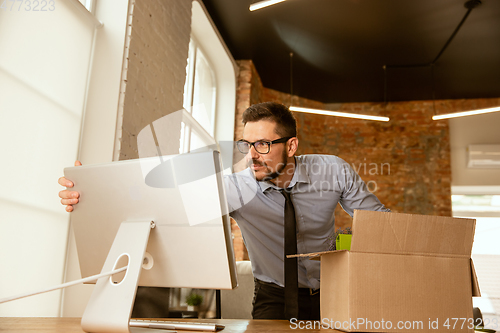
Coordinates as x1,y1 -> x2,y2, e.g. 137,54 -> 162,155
0,317 -> 338,332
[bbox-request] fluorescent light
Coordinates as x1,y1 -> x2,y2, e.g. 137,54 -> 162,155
289,106 -> 390,122
249,0 -> 286,11
432,106 -> 500,120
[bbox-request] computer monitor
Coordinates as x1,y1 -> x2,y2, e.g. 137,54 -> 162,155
64,150 -> 237,332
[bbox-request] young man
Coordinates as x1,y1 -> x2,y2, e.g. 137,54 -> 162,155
59,102 -> 389,320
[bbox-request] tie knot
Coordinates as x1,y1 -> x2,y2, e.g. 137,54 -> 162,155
280,188 -> 293,200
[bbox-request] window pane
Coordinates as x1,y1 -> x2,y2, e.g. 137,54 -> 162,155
190,129 -> 211,153
453,195 -> 500,327
78,0 -> 93,12
452,195 -> 500,214
192,48 -> 216,135
472,217 -> 500,255
179,122 -> 188,154
0,4 -> 92,315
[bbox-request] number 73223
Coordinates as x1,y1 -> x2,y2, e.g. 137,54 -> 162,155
0,0 -> 55,11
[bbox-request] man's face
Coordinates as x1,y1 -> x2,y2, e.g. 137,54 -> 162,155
242,120 -> 290,181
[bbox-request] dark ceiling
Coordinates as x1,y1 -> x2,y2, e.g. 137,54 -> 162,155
201,0 -> 500,104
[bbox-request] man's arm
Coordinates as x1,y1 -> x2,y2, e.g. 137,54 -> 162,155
338,161 -> 390,216
58,160 -> 82,212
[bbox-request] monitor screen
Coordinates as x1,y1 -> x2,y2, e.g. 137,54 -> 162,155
64,150 -> 237,290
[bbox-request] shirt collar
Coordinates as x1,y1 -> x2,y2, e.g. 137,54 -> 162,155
258,156 -> 311,192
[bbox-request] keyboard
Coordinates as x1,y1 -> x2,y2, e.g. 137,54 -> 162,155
130,319 -> 225,331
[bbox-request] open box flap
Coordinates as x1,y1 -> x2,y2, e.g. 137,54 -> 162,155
287,250 -> 348,261
471,258 -> 481,297
350,210 -> 476,257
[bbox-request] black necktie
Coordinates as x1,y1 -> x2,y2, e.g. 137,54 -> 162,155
281,188 -> 299,319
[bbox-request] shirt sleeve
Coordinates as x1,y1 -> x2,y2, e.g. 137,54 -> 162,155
337,159 -> 390,216
223,174 -> 238,217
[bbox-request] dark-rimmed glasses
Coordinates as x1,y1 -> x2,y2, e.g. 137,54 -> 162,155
236,137 -> 293,154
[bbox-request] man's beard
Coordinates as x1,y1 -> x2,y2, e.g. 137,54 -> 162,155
249,149 -> 288,181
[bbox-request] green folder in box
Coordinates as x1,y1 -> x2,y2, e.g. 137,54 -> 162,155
336,234 -> 352,250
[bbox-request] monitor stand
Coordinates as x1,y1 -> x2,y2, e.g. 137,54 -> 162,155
80,221 -> 171,333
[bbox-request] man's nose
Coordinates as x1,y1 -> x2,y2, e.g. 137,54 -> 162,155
246,145 -> 260,160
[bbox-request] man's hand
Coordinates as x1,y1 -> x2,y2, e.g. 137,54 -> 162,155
58,161 -> 82,212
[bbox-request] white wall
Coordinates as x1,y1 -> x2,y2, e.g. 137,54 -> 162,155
0,0 -> 97,316
449,112 -> 500,186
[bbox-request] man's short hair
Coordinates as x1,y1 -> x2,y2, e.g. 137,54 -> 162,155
242,102 -> 297,138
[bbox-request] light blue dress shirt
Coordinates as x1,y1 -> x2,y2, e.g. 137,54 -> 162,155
224,154 -> 390,289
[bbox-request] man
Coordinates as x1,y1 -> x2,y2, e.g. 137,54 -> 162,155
59,102 -> 389,320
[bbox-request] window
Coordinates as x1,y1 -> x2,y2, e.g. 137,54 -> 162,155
452,191 -> 500,328
78,0 -> 95,13
181,38 -> 217,154
0,1 -> 98,316
166,0 -> 238,318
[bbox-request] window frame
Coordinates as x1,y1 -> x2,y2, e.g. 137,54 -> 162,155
181,37 -> 218,154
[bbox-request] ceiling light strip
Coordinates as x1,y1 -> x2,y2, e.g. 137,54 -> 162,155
432,106 -> 500,120
290,106 -> 390,122
249,0 -> 286,11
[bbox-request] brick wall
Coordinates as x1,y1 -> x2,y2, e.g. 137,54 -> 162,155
117,0 -> 192,161
296,100 -> 452,229
231,60 -> 322,259
233,60 -> 454,233
233,60 -> 323,167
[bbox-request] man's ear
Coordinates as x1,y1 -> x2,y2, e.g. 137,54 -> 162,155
287,137 -> 299,157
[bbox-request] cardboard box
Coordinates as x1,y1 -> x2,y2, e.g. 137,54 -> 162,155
297,210 -> 480,332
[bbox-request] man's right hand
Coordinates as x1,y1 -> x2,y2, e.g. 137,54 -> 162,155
58,160 -> 82,212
